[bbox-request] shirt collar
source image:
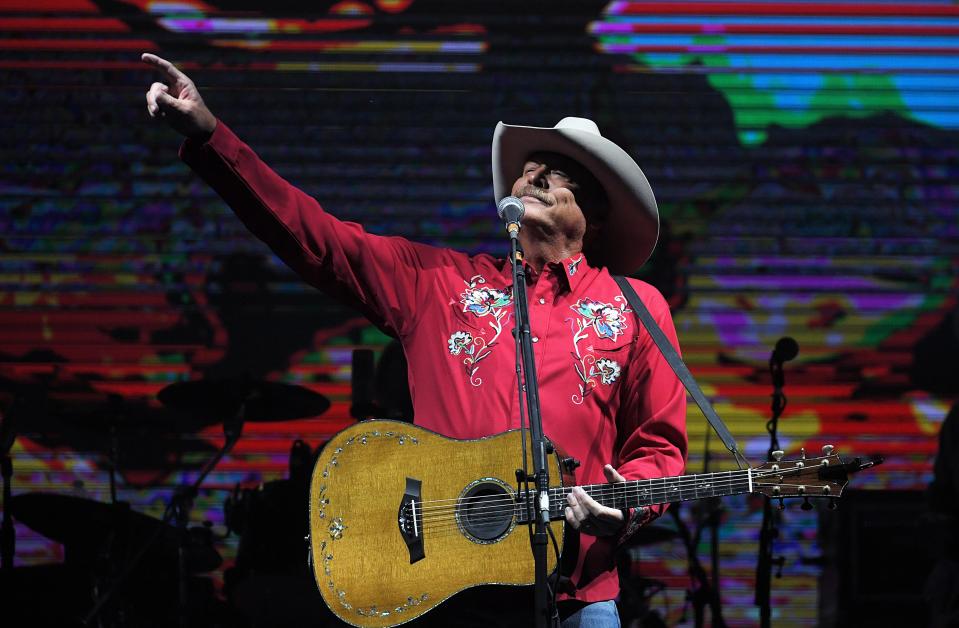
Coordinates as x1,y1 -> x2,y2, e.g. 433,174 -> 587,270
553,253 -> 592,293
497,252 -> 595,294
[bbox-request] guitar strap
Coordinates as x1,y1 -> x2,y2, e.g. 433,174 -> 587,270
613,274 -> 746,466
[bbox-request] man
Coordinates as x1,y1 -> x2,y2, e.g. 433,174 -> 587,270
142,52 -> 687,627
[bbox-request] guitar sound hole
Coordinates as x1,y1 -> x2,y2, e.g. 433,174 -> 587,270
456,480 -> 514,544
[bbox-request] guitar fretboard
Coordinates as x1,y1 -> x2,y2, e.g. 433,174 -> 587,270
516,469 -> 752,523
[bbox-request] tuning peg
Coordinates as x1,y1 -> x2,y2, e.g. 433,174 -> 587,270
801,498 -> 813,511
821,444 -> 834,456
777,498 -> 785,510
771,450 -> 784,462
800,447 -> 806,460
562,457 -> 581,473
828,499 -> 838,511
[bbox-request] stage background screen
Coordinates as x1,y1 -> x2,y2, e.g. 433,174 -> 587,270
2,1 -> 957,625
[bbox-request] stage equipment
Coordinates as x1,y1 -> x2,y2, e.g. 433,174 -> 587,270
81,378 -> 328,627
755,336 -> 798,628
497,195 -> 525,236
497,194 -> 558,628
158,377 -> 330,423
819,489 -> 933,626
1,403 -> 17,570
616,529 -> 675,628
9,492 -> 222,627
680,431 -> 728,628
8,492 -> 221,573
225,473 -> 332,626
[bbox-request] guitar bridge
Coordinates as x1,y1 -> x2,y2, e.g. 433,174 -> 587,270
398,477 -> 425,564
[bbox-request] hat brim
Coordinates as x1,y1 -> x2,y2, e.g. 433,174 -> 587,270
492,122 -> 659,275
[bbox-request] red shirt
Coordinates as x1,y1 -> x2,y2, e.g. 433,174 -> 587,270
181,121 -> 688,603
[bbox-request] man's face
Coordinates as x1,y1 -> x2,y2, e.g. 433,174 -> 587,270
510,152 -> 607,246
511,152 -> 588,239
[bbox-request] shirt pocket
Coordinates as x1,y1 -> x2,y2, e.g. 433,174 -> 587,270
584,334 -> 635,392
589,331 -> 635,355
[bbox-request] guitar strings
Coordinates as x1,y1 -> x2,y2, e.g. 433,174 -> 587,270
412,466 -> 817,511
414,479 -> 749,527
415,486 -> 824,535
407,470 -> 818,528
409,480 -> 824,537
412,478 -> 802,525
411,466 -> 814,516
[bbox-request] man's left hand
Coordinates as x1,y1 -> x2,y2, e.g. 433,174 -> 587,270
564,464 -> 627,537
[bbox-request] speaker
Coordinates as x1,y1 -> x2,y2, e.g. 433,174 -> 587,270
818,489 -> 934,627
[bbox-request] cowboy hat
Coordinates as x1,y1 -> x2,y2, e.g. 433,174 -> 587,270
492,117 -> 659,274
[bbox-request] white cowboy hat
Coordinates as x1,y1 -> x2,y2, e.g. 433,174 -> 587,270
492,117 -> 659,274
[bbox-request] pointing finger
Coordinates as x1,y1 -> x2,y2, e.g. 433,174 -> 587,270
141,52 -> 188,83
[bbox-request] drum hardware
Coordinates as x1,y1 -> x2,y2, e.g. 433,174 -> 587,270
82,377 -> 328,627
1,403 -> 17,571
3,375 -> 330,627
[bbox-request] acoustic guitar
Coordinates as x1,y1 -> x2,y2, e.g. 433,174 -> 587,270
309,419 -> 874,628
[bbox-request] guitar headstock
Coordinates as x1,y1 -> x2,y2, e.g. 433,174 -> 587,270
750,445 -> 883,507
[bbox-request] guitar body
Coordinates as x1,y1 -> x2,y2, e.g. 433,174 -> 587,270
309,420 -> 566,628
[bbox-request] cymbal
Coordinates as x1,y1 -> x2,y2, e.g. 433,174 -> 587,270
9,492 -> 221,573
158,379 -> 330,422
1,376 -> 216,434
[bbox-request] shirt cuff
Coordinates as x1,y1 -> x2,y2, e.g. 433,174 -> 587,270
179,118 -> 239,165
617,506 -> 656,546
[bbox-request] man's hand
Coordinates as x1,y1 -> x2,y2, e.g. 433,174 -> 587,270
142,53 -> 217,139
564,464 -> 627,537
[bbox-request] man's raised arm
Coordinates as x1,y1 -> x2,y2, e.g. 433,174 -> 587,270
140,54 -> 436,338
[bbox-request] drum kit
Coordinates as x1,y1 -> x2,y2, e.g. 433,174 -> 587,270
0,375 -> 333,628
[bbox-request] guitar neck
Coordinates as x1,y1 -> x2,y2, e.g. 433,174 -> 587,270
521,469 -> 753,523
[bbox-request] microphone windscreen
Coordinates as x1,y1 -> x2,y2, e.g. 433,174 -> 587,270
496,196 -> 525,223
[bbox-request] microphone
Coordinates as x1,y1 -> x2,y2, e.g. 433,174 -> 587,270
771,337 -> 799,364
497,196 -> 525,237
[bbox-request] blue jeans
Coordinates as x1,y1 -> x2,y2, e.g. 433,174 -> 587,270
561,600 -> 621,628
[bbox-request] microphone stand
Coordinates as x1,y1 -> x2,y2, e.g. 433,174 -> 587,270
688,432 -> 727,628
754,341 -> 793,628
504,215 -> 555,628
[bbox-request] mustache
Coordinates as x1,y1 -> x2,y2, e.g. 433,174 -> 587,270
516,185 -> 554,206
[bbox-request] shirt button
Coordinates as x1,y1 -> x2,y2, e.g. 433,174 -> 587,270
532,337 -> 539,343
538,298 -> 546,305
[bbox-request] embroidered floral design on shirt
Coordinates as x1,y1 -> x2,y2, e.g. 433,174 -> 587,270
567,255 -> 584,277
461,280 -> 512,316
447,275 -> 513,387
448,331 -> 473,355
595,358 -> 621,385
567,296 -> 630,404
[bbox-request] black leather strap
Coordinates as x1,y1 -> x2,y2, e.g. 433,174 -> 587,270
613,275 -> 743,463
